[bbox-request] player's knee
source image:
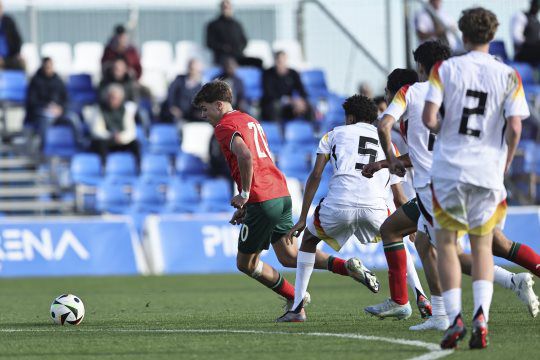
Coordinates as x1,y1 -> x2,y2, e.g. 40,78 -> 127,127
380,221 -> 398,242
236,258 -> 253,275
278,254 -> 296,268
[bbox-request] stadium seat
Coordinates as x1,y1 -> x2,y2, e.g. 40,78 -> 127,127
272,39 -> 305,69
21,43 -> 40,75
130,181 -> 164,213
237,67 -> 263,102
0,70 -> 27,103
301,69 -> 329,99
181,122 -> 214,162
244,39 -> 274,68
284,120 -> 316,147
198,178 -> 232,212
149,124 -> 180,156
41,42 -> 72,76
142,41 -> 174,72
43,125 -> 77,157
173,41 -> 211,77
508,62 -> 540,98
105,152 -> 137,182
140,153 -> 171,185
260,122 -> 283,154
175,152 -> 207,182
278,150 -> 311,182
96,181 -> 131,214
70,153 -> 102,185
489,40 -> 508,63
164,180 -> 200,213
67,74 -> 97,107
140,69 -> 168,100
203,66 -> 222,83
72,42 -> 104,78
136,125 -> 148,153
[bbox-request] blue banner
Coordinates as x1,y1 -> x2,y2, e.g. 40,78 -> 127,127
0,217 -> 146,277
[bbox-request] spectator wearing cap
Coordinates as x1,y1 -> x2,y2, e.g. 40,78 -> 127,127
101,25 -> 142,80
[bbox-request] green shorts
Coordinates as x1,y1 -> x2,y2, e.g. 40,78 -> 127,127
238,196 -> 294,254
402,197 -> 420,223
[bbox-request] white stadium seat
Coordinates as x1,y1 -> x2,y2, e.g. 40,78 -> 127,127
21,43 -> 40,75
272,39 -> 306,70
41,42 -> 73,76
72,41 -> 104,78
181,122 -> 214,162
140,68 -> 168,101
172,40 -> 211,78
141,40 -> 174,73
244,39 -> 274,68
285,177 -> 303,218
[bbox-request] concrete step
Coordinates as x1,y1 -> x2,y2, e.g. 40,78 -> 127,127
0,157 -> 36,169
0,185 -> 57,198
0,171 -> 41,183
0,200 -> 73,212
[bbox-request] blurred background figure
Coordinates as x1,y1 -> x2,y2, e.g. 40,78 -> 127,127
99,58 -> 139,103
373,95 -> 387,116
0,0 -> 24,70
414,0 -> 460,53
512,0 -> 540,65
261,51 -> 311,122
215,56 -> 247,112
161,58 -> 204,123
101,25 -> 142,80
358,82 -> 374,99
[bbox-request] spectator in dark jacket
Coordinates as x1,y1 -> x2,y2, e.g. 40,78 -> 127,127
99,58 -> 139,103
161,58 -> 204,123
26,58 -> 82,141
514,0 -> 540,65
206,0 -> 262,67
261,51 -> 311,122
101,25 -> 142,80
215,57 -> 247,112
0,1 -> 24,70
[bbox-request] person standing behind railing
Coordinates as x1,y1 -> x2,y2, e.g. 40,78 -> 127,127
415,0 -> 461,53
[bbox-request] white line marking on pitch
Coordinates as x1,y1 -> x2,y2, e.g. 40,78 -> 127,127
0,328 -> 453,360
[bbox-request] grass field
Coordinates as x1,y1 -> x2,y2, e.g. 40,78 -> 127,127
0,270 -> 538,359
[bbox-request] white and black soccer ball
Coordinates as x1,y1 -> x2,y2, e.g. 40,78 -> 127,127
50,294 -> 85,325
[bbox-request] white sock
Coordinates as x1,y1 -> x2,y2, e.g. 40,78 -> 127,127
493,266 -> 514,289
292,251 -> 315,310
473,280 -> 493,322
431,295 -> 446,317
442,288 -> 462,323
404,244 -> 426,298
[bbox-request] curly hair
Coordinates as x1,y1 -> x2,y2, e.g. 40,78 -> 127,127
458,7 -> 499,45
386,69 -> 418,94
342,94 -> 378,124
413,40 -> 451,74
192,80 -> 233,107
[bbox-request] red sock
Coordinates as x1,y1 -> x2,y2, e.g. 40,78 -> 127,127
328,256 -> 348,276
270,273 -> 295,300
384,241 -> 408,305
508,242 -> 540,277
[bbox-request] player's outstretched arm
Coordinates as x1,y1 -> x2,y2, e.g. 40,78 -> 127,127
505,116 -> 523,174
390,182 -> 408,209
422,101 -> 440,132
230,135 -> 253,209
362,154 -> 412,178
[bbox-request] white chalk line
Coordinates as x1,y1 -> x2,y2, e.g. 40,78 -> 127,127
0,328 -> 453,360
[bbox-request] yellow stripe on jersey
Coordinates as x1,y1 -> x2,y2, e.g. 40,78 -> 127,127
429,61 -> 444,91
469,200 -> 507,236
313,205 -> 341,251
391,85 -> 409,110
432,191 -> 468,232
511,70 -> 526,101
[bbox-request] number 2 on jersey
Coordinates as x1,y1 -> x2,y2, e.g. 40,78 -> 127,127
247,122 -> 271,158
355,136 -> 379,170
459,89 -> 487,137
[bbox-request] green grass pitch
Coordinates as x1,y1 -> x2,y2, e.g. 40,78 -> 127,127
0,270 -> 538,359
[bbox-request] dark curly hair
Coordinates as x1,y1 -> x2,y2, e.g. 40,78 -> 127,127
386,69 -> 418,94
192,80 -> 233,107
342,94 -> 378,124
413,40 -> 451,74
458,7 -> 499,45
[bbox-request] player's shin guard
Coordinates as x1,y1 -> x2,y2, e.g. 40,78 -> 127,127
384,241 -> 408,305
327,255 -> 348,276
292,251 -> 315,310
270,273 -> 295,300
506,242 -> 540,277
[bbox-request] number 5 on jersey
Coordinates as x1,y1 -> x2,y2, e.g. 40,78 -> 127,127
247,122 -> 271,158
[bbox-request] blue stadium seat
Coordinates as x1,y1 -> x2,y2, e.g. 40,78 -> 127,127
130,181 -> 164,213
164,180 -> 200,213
198,178 -> 232,212
67,74 -> 97,107
43,125 -> 77,157
136,125 -> 148,153
175,153 -> 208,182
203,66 -> 222,83
96,181 -> 131,214
278,149 -> 311,182
139,153 -> 171,185
105,152 -> 137,183
489,40 -> 508,62
301,69 -> 329,99
237,66 -> 263,102
70,153 -> 102,185
260,122 -> 283,153
284,120 -> 317,149
149,124 -> 180,155
0,70 -> 27,103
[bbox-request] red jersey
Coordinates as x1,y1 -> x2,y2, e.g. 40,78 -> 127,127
214,111 -> 290,203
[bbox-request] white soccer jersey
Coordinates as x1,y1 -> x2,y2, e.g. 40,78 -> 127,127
426,51 -> 530,190
317,123 -> 402,209
383,81 -> 435,189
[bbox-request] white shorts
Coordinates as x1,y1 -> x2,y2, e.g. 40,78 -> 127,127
431,177 -> 507,236
306,201 -> 388,251
416,185 -> 436,245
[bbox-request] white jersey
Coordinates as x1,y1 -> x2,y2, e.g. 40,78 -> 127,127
426,51 -> 530,190
317,123 -> 402,209
383,81 -> 435,189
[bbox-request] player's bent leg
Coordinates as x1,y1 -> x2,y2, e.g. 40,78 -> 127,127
493,228 -> 540,278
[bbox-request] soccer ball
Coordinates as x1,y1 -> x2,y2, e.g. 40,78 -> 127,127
50,294 -> 85,325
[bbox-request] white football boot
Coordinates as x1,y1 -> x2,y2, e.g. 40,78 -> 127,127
511,273 -> 539,317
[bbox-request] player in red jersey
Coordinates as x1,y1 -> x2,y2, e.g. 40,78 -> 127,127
193,80 -> 377,314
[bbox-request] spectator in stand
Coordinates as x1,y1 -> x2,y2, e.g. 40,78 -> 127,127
373,96 -> 387,116
26,57 -> 82,142
101,25 -> 142,80
161,58 -> 204,123
89,84 -> 140,163
99,58 -> 139,103
415,0 -> 460,53
0,0 -> 24,70
512,0 -> 540,65
215,57 -> 247,112
206,0 -> 262,67
261,51 -> 311,122
358,82 -> 374,99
